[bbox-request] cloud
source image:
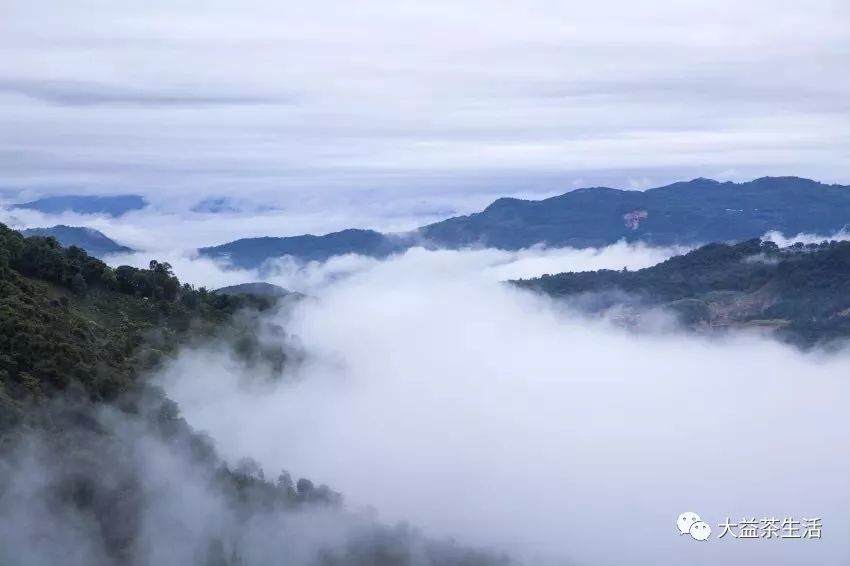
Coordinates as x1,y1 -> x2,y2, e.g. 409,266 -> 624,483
1,0 -> 848,199
0,78 -> 292,108
160,246 -> 850,565
102,242 -> 685,294
762,229 -> 850,247
0,201 -> 464,253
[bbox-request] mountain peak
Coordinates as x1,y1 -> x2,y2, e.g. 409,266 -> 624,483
21,225 -> 133,257
214,282 -> 292,299
482,197 -> 526,212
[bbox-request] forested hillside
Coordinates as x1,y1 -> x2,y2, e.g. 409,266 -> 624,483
0,223 -> 509,566
422,177 -> 850,249
516,238 -> 850,347
0,223 -> 284,427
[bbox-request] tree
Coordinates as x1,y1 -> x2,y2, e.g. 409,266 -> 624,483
100,266 -> 117,289
235,457 -> 264,480
71,272 -> 88,296
276,470 -> 294,491
296,478 -> 315,499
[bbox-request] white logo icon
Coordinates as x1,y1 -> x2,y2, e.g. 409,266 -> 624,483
690,521 -> 711,541
677,512 -> 711,541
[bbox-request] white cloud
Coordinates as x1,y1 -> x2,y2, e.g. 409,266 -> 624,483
161,247 -> 850,565
762,229 -> 850,247
0,403 -> 403,566
104,241 -> 684,293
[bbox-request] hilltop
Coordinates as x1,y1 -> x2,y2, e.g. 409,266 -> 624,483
201,229 -> 411,269
515,237 -> 850,347
21,224 -> 133,257
12,194 -> 147,217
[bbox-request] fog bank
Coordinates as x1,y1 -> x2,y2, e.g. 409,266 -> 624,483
108,241 -> 687,294
162,248 -> 850,565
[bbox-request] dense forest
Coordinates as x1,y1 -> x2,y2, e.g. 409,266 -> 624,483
516,238 -> 850,347
0,222 -> 287,428
0,223 -> 510,566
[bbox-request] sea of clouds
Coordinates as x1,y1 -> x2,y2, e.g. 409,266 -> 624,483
155,244 -> 850,566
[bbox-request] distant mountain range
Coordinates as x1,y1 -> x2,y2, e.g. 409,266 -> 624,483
201,177 -> 850,269
13,194 -> 147,216
21,225 -> 133,257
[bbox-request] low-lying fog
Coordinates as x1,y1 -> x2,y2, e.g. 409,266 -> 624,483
155,243 -> 850,566
107,240 -> 686,295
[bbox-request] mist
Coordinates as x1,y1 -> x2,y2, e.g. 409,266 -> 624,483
0,381 -> 502,566
149,246 -> 850,565
126,226 -> 848,295
0,200 -> 458,253
762,228 -> 850,247
100,241 -> 685,295
3,230 -> 849,564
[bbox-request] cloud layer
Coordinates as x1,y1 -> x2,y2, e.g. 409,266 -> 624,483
161,246 -> 850,565
2,0 -> 849,204
104,242 -> 685,293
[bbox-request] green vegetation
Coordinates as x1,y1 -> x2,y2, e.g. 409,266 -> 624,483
516,238 -> 850,347
0,223 -> 282,428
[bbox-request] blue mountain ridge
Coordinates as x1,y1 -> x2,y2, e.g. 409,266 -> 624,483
200,177 -> 850,269
13,194 -> 147,217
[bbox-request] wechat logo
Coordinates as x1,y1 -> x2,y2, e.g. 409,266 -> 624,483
678,512 -> 711,541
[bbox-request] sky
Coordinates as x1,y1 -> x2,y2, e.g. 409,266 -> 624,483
2,0 -> 850,215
